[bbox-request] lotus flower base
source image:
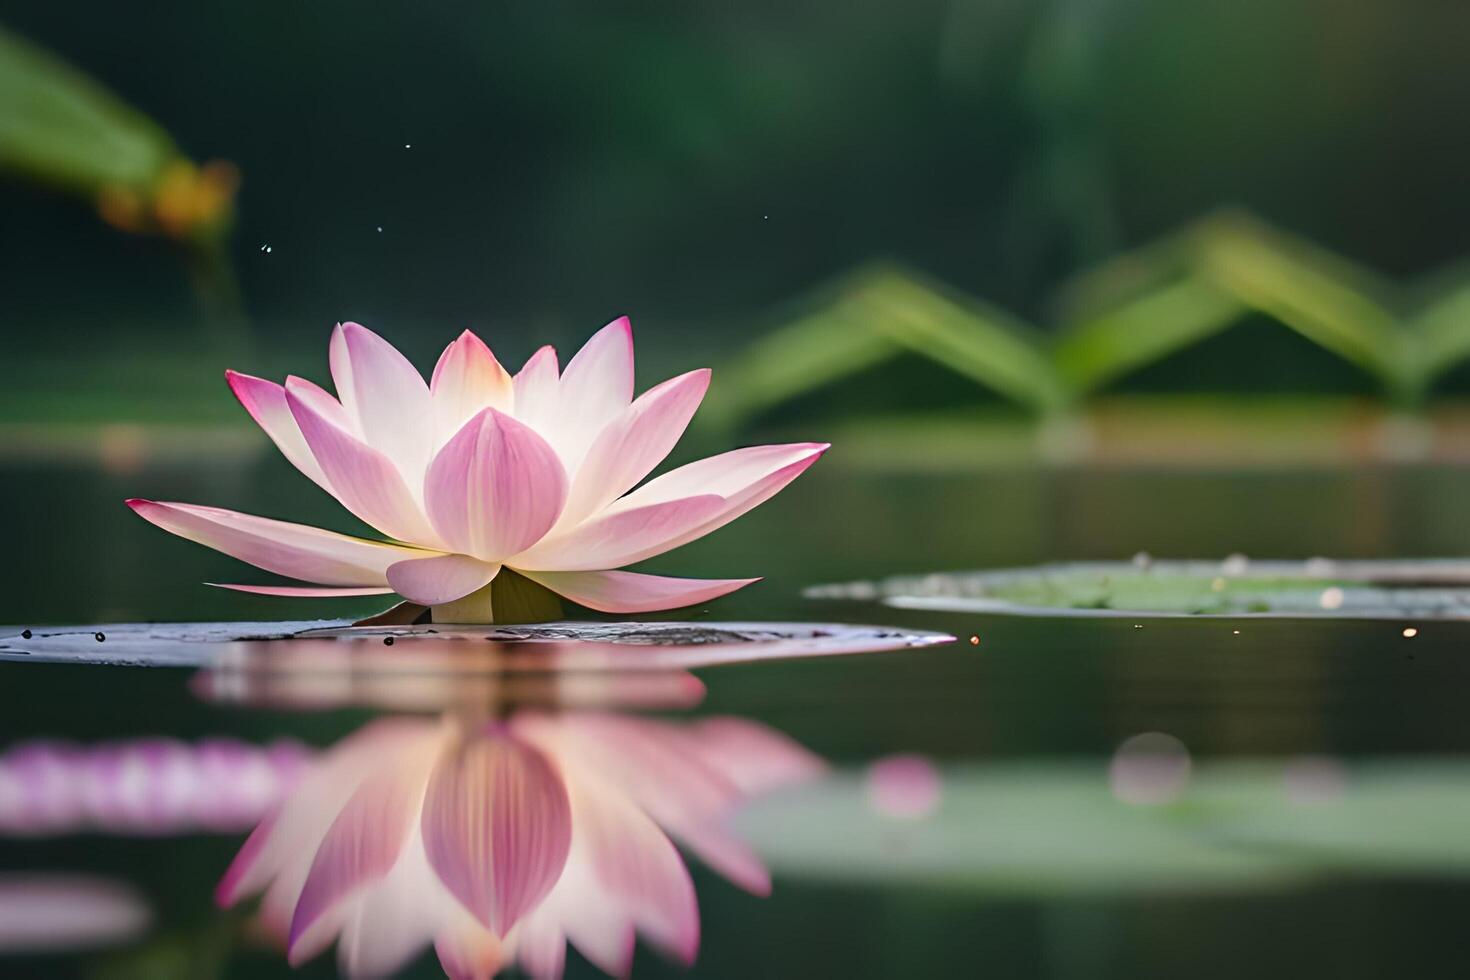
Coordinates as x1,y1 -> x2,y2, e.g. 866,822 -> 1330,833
354,569 -> 567,626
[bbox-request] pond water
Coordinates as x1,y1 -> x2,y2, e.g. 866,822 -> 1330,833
3,459 -> 1469,978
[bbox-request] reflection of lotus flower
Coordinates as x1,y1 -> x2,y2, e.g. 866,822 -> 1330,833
127,320 -> 826,619
219,713 -> 821,979
0,875 -> 152,953
0,737 -> 310,836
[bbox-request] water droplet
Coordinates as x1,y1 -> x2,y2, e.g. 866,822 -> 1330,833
376,226 -> 383,232
1402,627 -> 1418,638
383,636 -> 395,646
94,632 -> 105,643
968,635 -> 980,646
21,629 -> 32,639
404,143 -> 412,149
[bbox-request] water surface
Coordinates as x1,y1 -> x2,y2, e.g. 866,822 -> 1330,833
2,460 -> 1468,978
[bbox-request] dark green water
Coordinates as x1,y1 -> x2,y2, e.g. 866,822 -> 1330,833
3,458 -> 1470,978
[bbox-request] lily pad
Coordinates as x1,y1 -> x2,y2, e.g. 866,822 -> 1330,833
737,758 -> 1470,896
805,557 -> 1470,619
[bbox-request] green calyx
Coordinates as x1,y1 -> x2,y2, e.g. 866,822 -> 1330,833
429,568 -> 565,625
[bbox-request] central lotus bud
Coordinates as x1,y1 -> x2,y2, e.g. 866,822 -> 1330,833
128,317 -> 826,624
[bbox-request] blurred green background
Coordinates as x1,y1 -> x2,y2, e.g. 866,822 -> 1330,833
7,0 -> 1470,449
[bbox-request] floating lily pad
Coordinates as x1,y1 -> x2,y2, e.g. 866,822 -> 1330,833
737,759 -> 1470,896
806,558 -> 1470,619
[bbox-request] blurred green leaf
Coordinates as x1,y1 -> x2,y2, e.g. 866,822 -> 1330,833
1046,219 -> 1206,325
1413,282 -> 1470,385
1195,218 -> 1412,397
1052,277 -> 1244,394
857,267 -> 1069,413
708,263 -> 1067,428
724,214 -> 1450,427
0,24 -> 175,195
701,297 -> 900,431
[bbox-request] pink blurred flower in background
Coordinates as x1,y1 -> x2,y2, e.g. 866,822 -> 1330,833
127,319 -> 826,620
864,753 -> 942,820
0,737 -> 310,836
218,712 -> 822,979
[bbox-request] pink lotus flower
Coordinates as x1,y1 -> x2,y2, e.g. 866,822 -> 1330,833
218,712 -> 822,979
128,319 -> 826,619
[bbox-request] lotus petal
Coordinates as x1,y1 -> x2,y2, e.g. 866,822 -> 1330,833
386,554 -> 500,606
431,330 -> 513,441
511,494 -> 727,572
519,569 -> 756,613
210,584 -> 396,597
425,408 -> 568,559
126,500 -> 423,587
604,442 -> 829,556
520,716 -> 739,832
558,368 -> 710,526
421,728 -> 572,935
612,442 -> 828,511
329,322 -> 435,482
512,345 -> 560,435
434,924 -> 504,980
288,747 -> 433,957
225,371 -> 331,491
334,831 -> 443,980
282,375 -> 355,432
667,823 -> 771,896
217,719 -> 435,911
688,717 -> 827,796
512,912 -> 567,980
288,383 -> 440,545
554,316 -> 635,463
572,773 -> 698,964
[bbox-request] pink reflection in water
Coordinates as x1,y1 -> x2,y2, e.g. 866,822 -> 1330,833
0,737 -> 310,836
0,874 -> 151,952
865,754 -> 942,819
221,711 -> 823,979
1283,754 -> 1348,805
1108,732 -> 1191,806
